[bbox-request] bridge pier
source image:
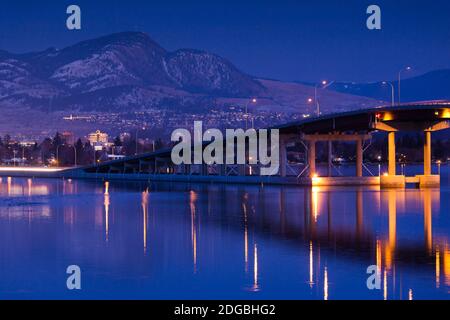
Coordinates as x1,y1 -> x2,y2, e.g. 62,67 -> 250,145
381,131 -> 406,188
356,138 -> 363,178
424,130 -> 432,176
388,131 -> 396,176
308,140 -> 316,178
303,133 -> 370,181
416,130 -> 440,187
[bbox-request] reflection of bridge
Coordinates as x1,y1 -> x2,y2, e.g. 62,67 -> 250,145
65,101 -> 450,188
103,180 -> 449,297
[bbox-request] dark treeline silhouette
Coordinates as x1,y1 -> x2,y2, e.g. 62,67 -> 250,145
0,132 -> 166,167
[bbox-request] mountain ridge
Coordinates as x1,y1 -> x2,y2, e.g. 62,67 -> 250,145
0,31 -> 386,137
0,31 -> 265,107
328,69 -> 450,102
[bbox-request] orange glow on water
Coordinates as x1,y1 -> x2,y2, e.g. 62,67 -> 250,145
190,191 -> 198,273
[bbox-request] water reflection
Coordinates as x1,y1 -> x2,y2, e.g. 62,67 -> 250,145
104,182 -> 110,242
190,190 -> 198,273
253,243 -> 259,292
142,189 -> 149,254
0,171 -> 449,299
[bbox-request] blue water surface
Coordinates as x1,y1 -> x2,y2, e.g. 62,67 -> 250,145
0,164 -> 449,300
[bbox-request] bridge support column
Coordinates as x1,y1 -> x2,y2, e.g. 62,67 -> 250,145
356,138 -> 363,177
381,131 -> 405,188
388,132 -> 396,176
309,140 -> 316,178
424,131 -> 432,176
416,130 -> 440,187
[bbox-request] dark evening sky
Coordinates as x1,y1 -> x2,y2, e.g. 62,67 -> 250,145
0,0 -> 449,83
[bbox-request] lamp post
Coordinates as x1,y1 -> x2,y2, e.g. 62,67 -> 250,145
245,98 -> 257,130
377,155 -> 382,177
71,145 -> 77,167
382,81 -> 395,107
398,66 -> 412,105
315,80 -> 334,117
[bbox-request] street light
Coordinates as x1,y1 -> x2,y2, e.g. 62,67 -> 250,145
314,80 -> 334,117
71,145 -> 77,167
245,98 -> 257,130
382,81 -> 395,107
398,66 -> 412,105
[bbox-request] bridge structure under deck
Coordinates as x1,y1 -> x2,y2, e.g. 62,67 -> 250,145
44,101 -> 450,188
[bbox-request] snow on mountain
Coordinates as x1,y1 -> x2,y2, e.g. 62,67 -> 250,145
0,32 -> 269,111
0,58 -> 60,103
0,31 -> 386,130
165,49 -> 264,97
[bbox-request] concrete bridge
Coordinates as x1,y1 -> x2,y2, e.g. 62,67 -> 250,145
13,101 -> 450,188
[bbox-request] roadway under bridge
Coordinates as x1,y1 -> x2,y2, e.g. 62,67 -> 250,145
58,101 -> 450,188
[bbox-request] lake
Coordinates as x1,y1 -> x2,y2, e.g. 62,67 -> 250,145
0,164 -> 449,300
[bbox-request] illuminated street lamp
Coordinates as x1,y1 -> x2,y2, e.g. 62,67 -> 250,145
382,81 -> 395,107
245,98 -> 257,130
398,66 -> 412,105
315,80 -> 334,117
437,160 -> 442,175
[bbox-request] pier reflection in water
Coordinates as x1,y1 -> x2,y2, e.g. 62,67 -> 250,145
0,168 -> 449,299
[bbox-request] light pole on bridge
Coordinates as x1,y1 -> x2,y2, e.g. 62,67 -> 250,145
398,66 -> 412,105
382,81 -> 395,107
315,80 -> 334,117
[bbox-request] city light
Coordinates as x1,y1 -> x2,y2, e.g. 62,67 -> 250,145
311,173 -> 321,185
0,167 -> 65,173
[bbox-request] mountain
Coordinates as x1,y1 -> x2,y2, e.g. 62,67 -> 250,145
329,69 -> 450,103
0,31 -> 382,137
0,32 -> 265,110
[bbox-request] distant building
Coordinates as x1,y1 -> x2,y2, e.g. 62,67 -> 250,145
120,132 -> 131,142
63,114 -> 92,121
88,130 -> 109,151
88,130 -> 108,144
18,141 -> 36,147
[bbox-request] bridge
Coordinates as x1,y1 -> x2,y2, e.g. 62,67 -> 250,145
45,101 -> 450,187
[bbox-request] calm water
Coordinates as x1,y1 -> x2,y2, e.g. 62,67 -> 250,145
0,165 -> 449,300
